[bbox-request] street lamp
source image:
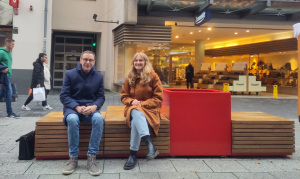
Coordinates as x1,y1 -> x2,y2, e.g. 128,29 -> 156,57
93,14 -> 119,24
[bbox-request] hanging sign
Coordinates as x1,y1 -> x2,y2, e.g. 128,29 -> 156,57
9,0 -> 19,8
195,9 -> 211,26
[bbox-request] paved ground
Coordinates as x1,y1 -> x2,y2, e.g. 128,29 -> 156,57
0,91 -> 300,178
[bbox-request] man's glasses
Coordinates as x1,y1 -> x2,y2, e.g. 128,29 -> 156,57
81,58 -> 95,63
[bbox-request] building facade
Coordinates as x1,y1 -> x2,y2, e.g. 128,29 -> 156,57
6,0 -> 300,95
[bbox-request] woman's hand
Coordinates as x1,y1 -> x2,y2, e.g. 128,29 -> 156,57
132,99 -> 141,107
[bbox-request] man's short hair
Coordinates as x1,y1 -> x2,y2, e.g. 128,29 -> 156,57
39,53 -> 46,59
5,38 -> 15,43
80,50 -> 95,59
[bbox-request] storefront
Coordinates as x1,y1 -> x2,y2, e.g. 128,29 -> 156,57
118,0 -> 300,95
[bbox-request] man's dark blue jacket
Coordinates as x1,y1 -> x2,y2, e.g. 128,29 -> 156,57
60,62 -> 105,125
0,64 -> 8,86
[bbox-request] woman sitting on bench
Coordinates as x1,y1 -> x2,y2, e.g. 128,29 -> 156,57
121,52 -> 163,170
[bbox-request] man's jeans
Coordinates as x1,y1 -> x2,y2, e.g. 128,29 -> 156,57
66,112 -> 104,157
0,77 -> 13,115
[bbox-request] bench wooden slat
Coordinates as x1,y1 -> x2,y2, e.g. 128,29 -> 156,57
233,137 -> 294,141
104,149 -> 170,155
232,148 -> 295,153
233,145 -> 295,149
104,141 -> 170,146
35,151 -> 103,156
233,124 -> 294,129
232,133 -> 294,137
233,140 -> 295,145
233,129 -> 294,133
36,146 -> 104,152
104,137 -> 170,142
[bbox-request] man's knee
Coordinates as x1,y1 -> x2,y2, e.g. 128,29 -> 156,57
66,114 -> 79,126
92,113 -> 104,126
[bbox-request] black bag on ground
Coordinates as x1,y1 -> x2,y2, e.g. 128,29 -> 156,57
16,131 -> 35,160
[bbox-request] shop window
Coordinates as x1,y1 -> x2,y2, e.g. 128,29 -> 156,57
114,43 -> 170,86
66,38 -> 82,44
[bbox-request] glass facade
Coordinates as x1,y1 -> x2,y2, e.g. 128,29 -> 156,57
114,42 -> 170,86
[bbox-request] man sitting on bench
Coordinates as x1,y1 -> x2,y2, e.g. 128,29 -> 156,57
60,50 -> 105,176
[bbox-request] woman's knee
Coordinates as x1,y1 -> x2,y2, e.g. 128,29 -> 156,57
131,109 -> 145,120
66,114 -> 79,126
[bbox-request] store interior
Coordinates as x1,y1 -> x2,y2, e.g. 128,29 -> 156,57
114,21 -> 298,95
142,23 -> 297,95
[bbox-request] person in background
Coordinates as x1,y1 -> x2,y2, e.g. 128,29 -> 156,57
121,52 -> 163,170
185,60 -> 194,89
0,38 -> 20,118
21,53 -> 53,110
60,50 -> 105,176
43,56 -> 53,110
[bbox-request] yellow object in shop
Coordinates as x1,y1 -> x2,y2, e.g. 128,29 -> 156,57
273,85 -> 278,98
223,83 -> 229,92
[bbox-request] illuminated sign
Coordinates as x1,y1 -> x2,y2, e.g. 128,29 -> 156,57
195,9 -> 211,26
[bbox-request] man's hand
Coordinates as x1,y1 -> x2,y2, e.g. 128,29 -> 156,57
1,68 -> 8,73
132,99 -> 141,107
36,84 -> 40,88
75,106 -> 86,114
82,105 -> 97,115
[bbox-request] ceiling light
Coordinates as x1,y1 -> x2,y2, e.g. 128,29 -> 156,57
176,36 -> 179,38
234,32 -> 238,35
246,30 -> 250,32
190,32 -> 193,34
193,41 -> 195,43
198,30 -> 201,32
208,27 -> 212,31
207,38 -> 210,40
183,47 -> 184,48
250,55 -> 253,57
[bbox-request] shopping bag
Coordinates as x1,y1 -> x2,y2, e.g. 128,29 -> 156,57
33,87 -> 45,101
15,131 -> 35,160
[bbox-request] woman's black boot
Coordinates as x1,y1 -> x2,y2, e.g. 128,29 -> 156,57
142,135 -> 159,160
123,150 -> 137,170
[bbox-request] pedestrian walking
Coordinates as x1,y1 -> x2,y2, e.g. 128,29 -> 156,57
22,53 -> 53,111
0,38 -> 20,118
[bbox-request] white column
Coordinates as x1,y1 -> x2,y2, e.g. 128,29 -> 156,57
195,40 -> 205,73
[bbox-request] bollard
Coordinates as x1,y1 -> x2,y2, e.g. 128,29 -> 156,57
273,85 -> 278,98
223,83 -> 229,92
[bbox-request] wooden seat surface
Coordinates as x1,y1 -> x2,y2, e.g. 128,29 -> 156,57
35,106 -> 170,159
231,112 -> 295,154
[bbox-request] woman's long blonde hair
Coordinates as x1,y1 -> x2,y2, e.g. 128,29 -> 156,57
127,52 -> 153,86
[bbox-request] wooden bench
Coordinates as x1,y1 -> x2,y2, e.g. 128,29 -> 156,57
104,106 -> 170,157
231,112 -> 295,155
35,107 -> 170,159
35,112 -> 105,159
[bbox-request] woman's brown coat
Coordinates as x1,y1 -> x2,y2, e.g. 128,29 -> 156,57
121,72 -> 163,136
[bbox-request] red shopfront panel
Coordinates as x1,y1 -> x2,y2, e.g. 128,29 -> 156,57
161,89 -> 231,156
